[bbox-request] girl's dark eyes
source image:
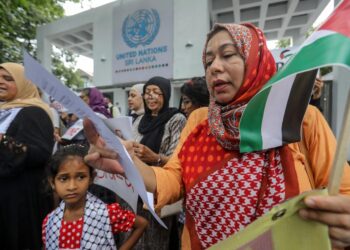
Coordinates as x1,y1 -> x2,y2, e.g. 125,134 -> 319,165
56,175 -> 87,182
58,176 -> 67,182
77,175 -> 87,180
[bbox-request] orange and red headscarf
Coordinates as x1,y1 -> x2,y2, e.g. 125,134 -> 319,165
203,23 -> 276,150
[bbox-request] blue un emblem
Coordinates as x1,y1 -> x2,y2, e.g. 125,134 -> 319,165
122,9 -> 160,48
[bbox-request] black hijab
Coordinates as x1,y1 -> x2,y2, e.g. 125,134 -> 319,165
138,76 -> 179,153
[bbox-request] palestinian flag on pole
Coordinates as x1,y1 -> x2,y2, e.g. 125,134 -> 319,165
239,0 -> 350,153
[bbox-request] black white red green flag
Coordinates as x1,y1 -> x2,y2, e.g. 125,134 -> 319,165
239,0 -> 350,153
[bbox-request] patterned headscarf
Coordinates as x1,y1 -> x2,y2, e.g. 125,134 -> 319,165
203,23 -> 276,150
0,63 -> 53,122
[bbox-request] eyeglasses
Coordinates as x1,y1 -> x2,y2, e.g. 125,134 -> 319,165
143,90 -> 163,99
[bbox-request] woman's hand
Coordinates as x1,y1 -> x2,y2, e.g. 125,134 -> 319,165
312,77 -> 324,100
299,195 -> 350,248
132,142 -> 159,164
83,118 -> 157,192
83,118 -> 125,174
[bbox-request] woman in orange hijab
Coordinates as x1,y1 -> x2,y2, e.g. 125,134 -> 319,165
84,23 -> 350,249
0,63 -> 54,249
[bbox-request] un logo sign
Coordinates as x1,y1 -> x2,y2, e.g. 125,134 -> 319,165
122,9 -> 160,48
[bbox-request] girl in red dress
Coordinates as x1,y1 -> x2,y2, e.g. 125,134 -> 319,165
42,144 -> 148,250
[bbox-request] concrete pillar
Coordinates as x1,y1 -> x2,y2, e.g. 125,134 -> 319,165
93,5 -> 115,87
36,28 -> 52,71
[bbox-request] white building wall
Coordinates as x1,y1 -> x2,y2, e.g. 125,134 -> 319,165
170,0 -> 210,108
173,0 -> 209,79
93,3 -> 120,87
37,10 -> 95,70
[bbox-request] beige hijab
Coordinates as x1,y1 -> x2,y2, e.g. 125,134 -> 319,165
0,62 -> 53,122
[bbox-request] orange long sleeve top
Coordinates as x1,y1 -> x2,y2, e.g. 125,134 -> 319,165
153,105 -> 350,249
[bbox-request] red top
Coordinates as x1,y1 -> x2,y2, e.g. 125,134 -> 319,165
42,203 -> 135,249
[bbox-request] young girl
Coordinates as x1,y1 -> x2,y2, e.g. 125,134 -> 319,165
42,144 -> 148,250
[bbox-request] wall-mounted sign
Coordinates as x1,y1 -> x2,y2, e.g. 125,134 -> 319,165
113,0 -> 173,84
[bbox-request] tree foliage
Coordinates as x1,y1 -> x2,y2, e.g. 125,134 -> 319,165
52,50 -> 84,89
0,0 -> 84,87
275,38 -> 291,48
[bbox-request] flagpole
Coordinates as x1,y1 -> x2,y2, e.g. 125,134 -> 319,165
328,89 -> 350,195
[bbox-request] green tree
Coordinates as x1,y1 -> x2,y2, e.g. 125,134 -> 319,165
0,0 -> 84,87
275,38 -> 291,48
52,50 -> 84,89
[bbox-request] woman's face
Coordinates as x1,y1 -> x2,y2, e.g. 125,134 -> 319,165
181,95 -> 197,117
0,68 -> 18,102
128,89 -> 143,111
205,30 -> 245,105
143,85 -> 164,115
80,93 -> 90,105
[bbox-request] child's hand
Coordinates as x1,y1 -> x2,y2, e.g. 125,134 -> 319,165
83,118 -> 125,174
120,215 -> 148,250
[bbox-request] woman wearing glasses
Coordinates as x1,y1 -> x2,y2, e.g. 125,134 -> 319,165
130,76 -> 186,249
132,76 -> 186,167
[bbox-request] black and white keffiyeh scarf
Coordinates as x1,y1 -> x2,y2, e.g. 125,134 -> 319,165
45,192 -> 117,250
0,108 -> 22,133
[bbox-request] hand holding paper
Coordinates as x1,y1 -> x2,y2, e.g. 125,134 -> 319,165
133,142 -> 159,164
103,116 -> 133,140
83,118 -> 125,174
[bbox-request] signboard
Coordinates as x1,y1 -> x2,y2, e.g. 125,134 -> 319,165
113,0 -> 173,83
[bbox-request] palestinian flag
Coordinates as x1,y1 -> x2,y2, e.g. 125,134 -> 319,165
239,0 -> 350,153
